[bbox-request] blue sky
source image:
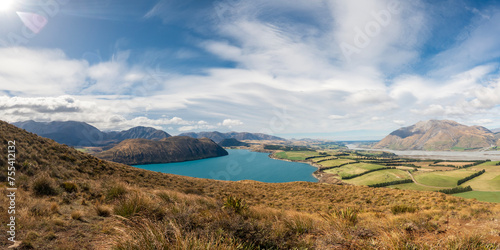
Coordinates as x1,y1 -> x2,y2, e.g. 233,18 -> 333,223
1,0 -> 500,140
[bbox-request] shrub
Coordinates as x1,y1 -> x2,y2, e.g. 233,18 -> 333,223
32,174 -> 58,196
391,204 -> 418,215
60,182 -> 78,193
222,196 -> 248,214
368,179 -> 413,188
437,186 -> 472,194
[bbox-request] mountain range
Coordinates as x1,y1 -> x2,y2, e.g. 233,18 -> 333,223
13,120 -> 284,147
96,136 -> 228,165
218,138 -> 250,147
179,131 -> 285,143
13,120 -> 170,147
374,120 -> 500,151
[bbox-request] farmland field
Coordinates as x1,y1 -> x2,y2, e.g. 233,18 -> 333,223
324,162 -> 387,176
434,161 -> 474,167
318,158 -> 357,168
413,169 -> 477,188
453,191 -> 500,203
460,163 -> 500,191
342,169 -> 410,186
274,151 -> 320,161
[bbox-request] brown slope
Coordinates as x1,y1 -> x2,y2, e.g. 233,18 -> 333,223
1,120 -> 500,249
96,136 -> 228,165
374,120 -> 497,150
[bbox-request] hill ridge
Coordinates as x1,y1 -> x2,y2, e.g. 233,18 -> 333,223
375,120 -> 499,150
12,120 -> 171,147
178,131 -> 285,143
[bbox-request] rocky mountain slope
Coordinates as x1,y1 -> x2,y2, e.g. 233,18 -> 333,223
96,136 -> 228,165
13,120 -> 170,146
179,131 -> 285,143
218,138 -> 250,147
374,120 -> 499,151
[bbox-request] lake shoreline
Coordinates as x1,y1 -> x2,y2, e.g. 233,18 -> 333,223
267,152 -> 345,185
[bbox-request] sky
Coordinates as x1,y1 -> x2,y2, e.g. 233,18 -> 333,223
1,0 -> 500,140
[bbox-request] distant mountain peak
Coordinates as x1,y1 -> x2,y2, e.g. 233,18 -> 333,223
375,119 -> 499,151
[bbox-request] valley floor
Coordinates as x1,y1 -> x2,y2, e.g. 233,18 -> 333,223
271,148 -> 500,203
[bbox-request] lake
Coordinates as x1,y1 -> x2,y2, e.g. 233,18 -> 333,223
133,149 -> 318,183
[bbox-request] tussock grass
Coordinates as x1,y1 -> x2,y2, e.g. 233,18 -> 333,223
391,204 -> 419,215
60,181 -> 78,193
114,192 -> 165,219
71,210 -> 84,221
106,182 -> 128,201
94,203 -> 112,217
222,196 -> 248,214
0,121 -> 499,249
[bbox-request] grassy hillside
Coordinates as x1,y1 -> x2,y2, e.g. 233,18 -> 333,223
96,136 -> 228,165
1,121 -> 500,249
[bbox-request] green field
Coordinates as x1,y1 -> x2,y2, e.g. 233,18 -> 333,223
76,147 -> 92,153
453,191 -> 500,203
459,166 -> 500,191
388,183 -> 440,191
311,156 -> 337,162
413,169 -> 477,188
324,163 -> 386,177
318,158 -> 356,168
342,169 -> 410,186
274,151 -> 320,161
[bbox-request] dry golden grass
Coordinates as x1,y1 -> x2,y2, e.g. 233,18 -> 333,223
0,121 -> 500,249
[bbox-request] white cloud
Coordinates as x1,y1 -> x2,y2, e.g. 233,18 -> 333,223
219,119 -> 243,128
2,2 -> 500,138
0,47 -> 88,96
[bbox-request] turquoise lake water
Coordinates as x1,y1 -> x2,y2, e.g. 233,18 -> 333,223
133,149 -> 317,183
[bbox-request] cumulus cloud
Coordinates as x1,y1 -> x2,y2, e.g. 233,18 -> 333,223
2,1 -> 500,137
219,119 -> 243,128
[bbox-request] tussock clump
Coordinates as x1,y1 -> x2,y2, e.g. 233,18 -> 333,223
32,174 -> 58,196
71,210 -> 84,221
285,214 -> 315,235
222,196 -> 248,214
391,204 -> 418,215
94,203 -> 112,217
106,182 -> 128,201
60,182 -> 78,193
29,200 -> 52,217
332,207 -> 359,225
114,193 -> 165,219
